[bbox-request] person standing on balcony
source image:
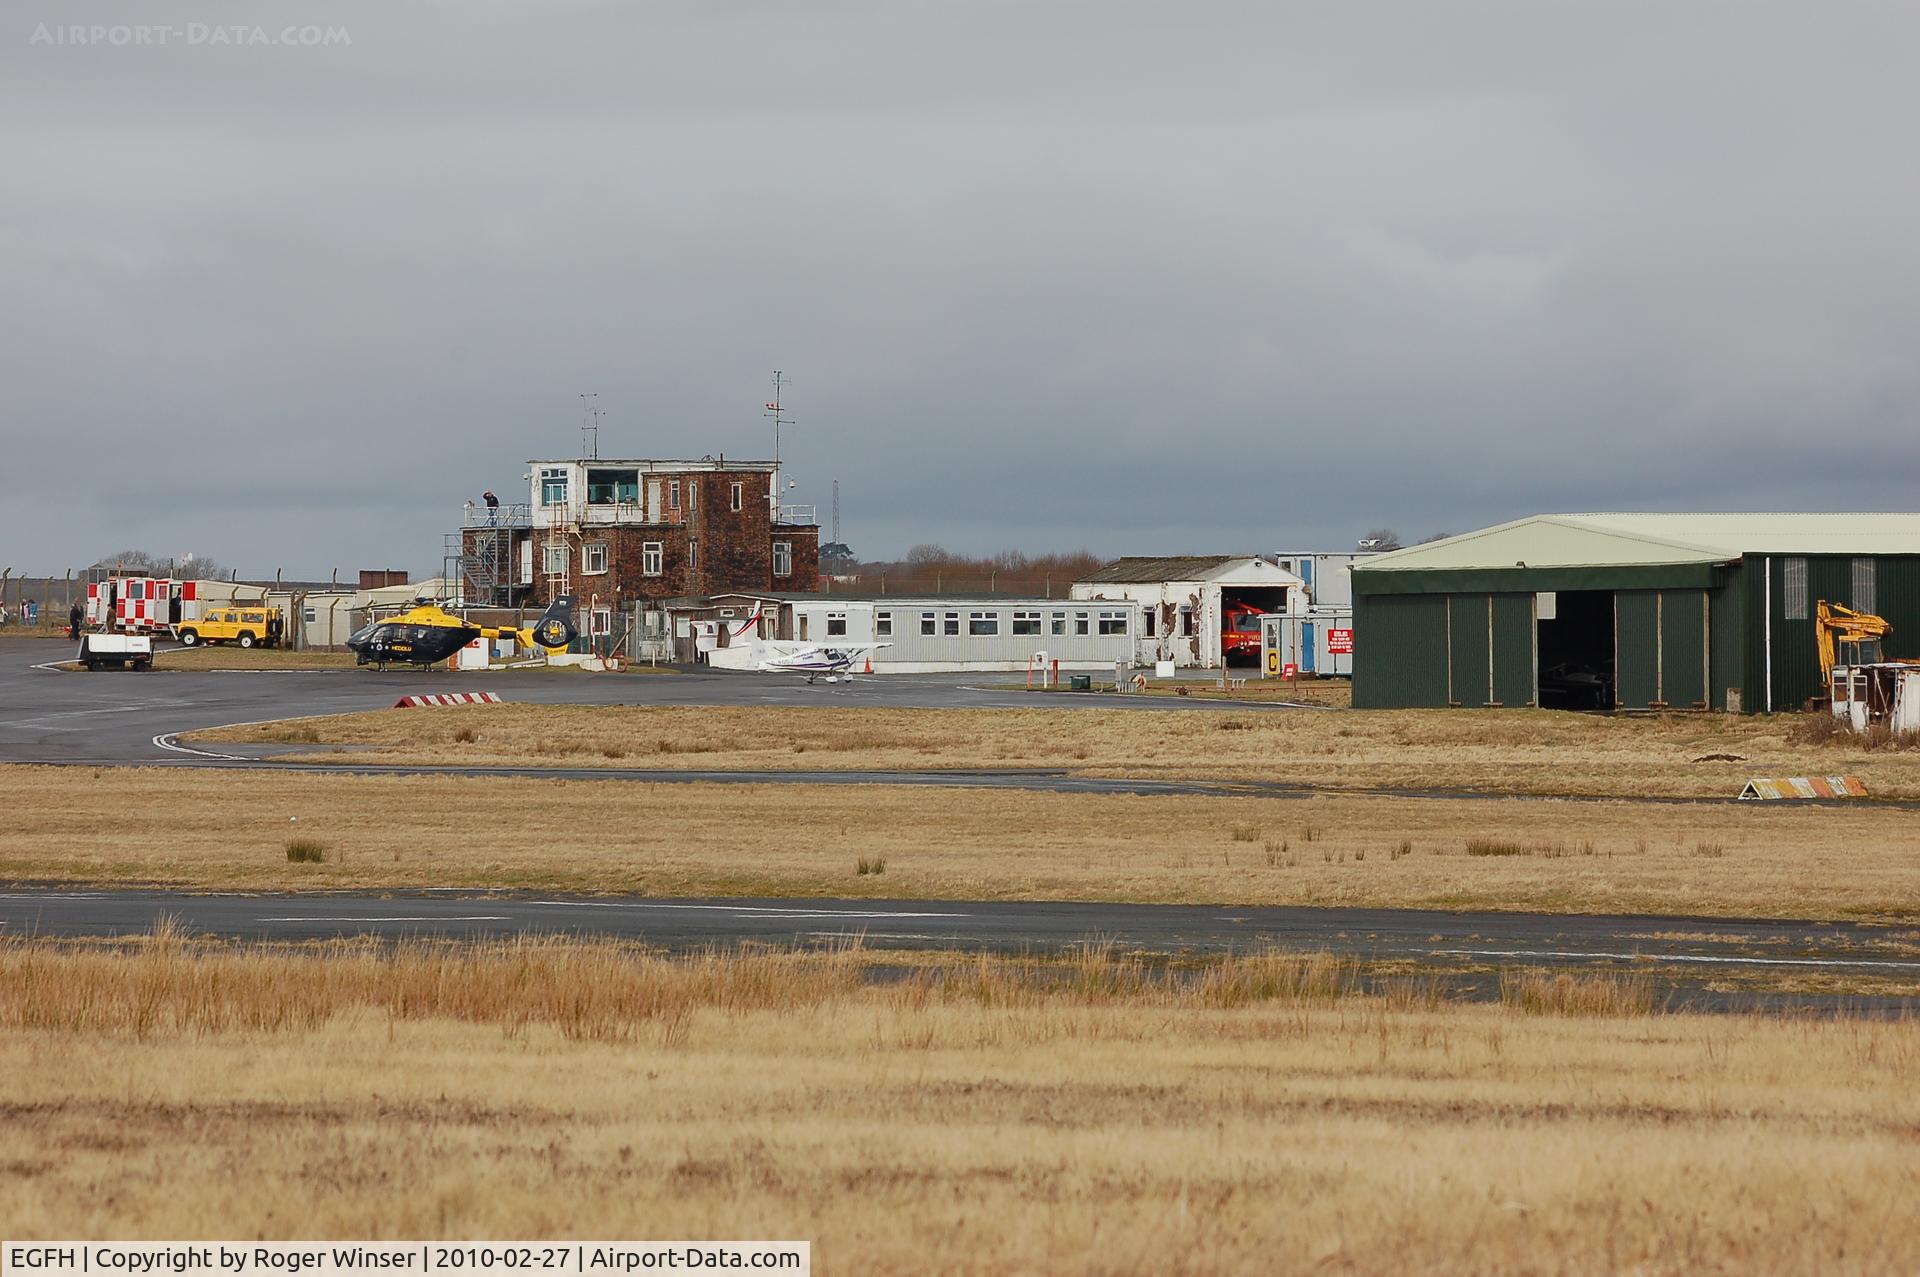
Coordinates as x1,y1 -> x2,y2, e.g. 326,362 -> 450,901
483,489 -> 499,526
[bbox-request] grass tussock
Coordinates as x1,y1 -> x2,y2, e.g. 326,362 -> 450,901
284,837 -> 327,864
856,856 -> 887,876
1467,838 -> 1600,859
1499,969 -> 1658,1017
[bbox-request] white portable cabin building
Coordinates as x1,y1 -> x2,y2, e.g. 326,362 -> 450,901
686,592 -> 1142,673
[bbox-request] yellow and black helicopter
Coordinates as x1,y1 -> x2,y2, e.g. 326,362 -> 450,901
347,595 -> 578,669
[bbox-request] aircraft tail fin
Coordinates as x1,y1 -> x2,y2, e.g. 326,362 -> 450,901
528,594 -> 578,650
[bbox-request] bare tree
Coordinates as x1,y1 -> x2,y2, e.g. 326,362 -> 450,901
904,543 -> 951,566
91,549 -> 228,578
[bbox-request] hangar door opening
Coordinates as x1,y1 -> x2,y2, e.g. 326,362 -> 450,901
1221,586 -> 1288,666
1536,591 -> 1614,710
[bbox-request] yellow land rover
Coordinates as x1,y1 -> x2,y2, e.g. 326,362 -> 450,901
174,606 -> 284,649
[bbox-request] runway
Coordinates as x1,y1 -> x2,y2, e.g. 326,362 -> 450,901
5,888 -> 1913,978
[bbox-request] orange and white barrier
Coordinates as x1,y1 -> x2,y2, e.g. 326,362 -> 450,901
1738,776 -> 1867,800
393,692 -> 505,708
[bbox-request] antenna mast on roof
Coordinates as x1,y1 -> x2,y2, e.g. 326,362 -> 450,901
831,478 -> 841,544
764,370 -> 794,470
579,392 -> 601,459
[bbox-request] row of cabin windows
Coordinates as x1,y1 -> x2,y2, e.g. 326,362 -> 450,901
852,609 -> 1130,638
543,538 -> 792,578
1780,557 -> 1877,620
544,471 -> 751,514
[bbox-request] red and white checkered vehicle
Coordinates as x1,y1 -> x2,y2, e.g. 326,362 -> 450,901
85,577 -> 207,634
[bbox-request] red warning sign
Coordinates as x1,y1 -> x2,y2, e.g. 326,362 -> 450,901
1326,628 -> 1354,654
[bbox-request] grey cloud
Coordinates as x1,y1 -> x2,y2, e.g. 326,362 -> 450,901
1,1 -> 1914,576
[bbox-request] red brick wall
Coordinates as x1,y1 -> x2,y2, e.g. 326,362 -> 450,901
461,469 -> 818,608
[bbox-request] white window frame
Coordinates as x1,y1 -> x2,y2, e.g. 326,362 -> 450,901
1074,611 -> 1091,636
1783,557 -> 1808,620
668,479 -> 681,511
773,541 -> 793,578
1099,609 -> 1129,636
539,467 -> 569,507
643,542 -> 663,577
730,481 -> 743,511
944,611 -> 960,636
687,481 -> 698,510
969,611 -> 999,637
1012,610 -> 1041,636
826,611 -> 847,637
876,611 -> 893,637
1050,612 -> 1067,637
688,539 -> 699,570
583,542 -> 609,575
541,542 -> 569,574
1852,558 -> 1877,614
590,607 -> 613,637
921,612 -> 937,636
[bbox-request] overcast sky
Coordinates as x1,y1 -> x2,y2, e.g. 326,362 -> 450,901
3,1 -> 1915,577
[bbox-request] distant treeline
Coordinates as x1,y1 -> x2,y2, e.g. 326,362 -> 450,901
833,545 -> 1105,597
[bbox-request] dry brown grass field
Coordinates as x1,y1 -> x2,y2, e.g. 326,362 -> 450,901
1,937 -> 1915,1273
9,765 -> 1920,919
197,703 -> 1920,799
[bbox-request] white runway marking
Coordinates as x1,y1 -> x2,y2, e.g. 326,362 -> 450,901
153,733 -> 250,762
256,915 -> 513,923
1434,947 -> 1920,970
526,900 -> 968,919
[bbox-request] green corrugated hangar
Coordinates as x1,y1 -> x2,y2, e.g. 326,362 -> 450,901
1350,514 -> 1920,713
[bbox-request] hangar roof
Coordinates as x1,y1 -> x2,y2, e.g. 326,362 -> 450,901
1078,555 -> 1281,584
1356,514 -> 1920,574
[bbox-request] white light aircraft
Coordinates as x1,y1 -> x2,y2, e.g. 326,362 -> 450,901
757,642 -> 892,684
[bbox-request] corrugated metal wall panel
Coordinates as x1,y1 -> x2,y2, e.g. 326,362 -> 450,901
1880,558 -> 1920,662
1447,594 -> 1490,706
1743,558 -> 1771,711
1710,567 -> 1745,711
1352,594 -> 1449,708
1615,591 -> 1658,707
1492,593 -> 1535,706
1660,589 -> 1708,708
